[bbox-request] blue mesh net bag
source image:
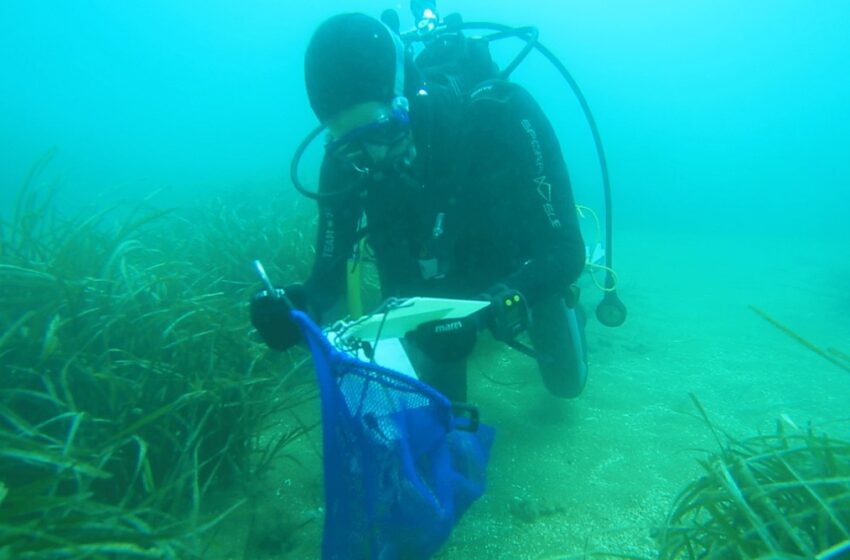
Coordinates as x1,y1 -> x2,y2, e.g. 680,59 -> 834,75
291,310 -> 494,559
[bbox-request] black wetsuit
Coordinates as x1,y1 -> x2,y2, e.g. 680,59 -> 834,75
304,80 -> 587,400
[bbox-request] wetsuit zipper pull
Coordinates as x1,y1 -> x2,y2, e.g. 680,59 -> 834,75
419,212 -> 446,281
432,212 -> 445,239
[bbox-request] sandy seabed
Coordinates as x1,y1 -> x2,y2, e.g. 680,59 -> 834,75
209,229 -> 850,559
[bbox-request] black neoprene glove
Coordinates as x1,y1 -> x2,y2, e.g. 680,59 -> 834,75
407,316 -> 479,363
479,284 -> 529,342
249,283 -> 309,351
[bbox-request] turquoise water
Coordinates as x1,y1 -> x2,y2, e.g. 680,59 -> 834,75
3,1 -> 849,232
2,1 -> 849,558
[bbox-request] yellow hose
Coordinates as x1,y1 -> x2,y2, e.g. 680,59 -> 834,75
576,204 -> 618,293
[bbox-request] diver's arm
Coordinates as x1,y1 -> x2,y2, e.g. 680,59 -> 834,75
302,156 -> 362,323
249,158 -> 358,351
469,81 -> 585,307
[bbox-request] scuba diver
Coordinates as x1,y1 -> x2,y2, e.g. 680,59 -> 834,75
251,10 -> 596,403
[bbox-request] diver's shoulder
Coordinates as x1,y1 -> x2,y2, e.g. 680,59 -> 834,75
468,79 -> 533,105
318,154 -> 362,199
465,80 -> 538,130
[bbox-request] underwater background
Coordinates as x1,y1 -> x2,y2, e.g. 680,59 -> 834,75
4,0 -> 850,234
2,1 -> 849,558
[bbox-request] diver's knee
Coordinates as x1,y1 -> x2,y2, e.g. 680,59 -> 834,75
532,298 -> 588,398
540,363 -> 587,398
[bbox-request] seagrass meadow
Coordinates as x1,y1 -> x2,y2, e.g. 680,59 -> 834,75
3,153 -> 850,560
654,398 -> 850,560
0,153 -> 322,558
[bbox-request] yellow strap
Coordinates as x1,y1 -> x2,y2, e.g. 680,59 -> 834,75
346,237 -> 366,319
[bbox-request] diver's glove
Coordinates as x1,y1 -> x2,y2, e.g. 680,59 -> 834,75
479,284 -> 529,342
408,316 -> 478,363
249,283 -> 309,351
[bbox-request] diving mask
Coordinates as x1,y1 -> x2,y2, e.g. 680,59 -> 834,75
325,108 -> 413,171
